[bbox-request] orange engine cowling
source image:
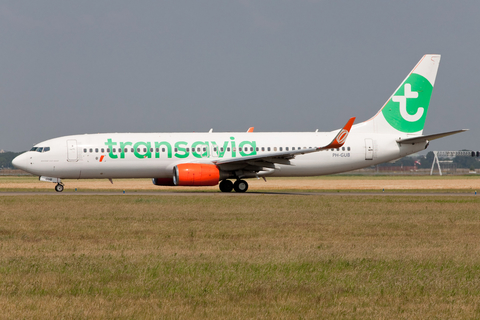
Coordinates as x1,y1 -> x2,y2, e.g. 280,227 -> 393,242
173,163 -> 220,186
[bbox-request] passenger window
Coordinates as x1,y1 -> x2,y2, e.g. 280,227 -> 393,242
156,148 -> 159,152
239,148 -> 242,152
336,148 -> 339,151
174,148 -> 178,152
227,147 -> 230,152
342,147 -> 345,151
101,148 -> 104,153
274,147 -> 277,151
90,148 -> 93,153
162,148 -> 165,152
131,148 -> 134,152
267,147 -> 271,151
150,148 -> 153,152
286,147 -> 289,151
107,148 -> 110,153
261,147 -> 265,151
143,148 -> 147,152
124,148 -> 128,153
186,148 -> 190,152
256,147 -> 259,151
347,147 -> 351,151
221,147 -> 224,152
83,148 -> 87,153
203,147 -> 206,152
95,148 -> 99,153
250,147 -> 253,151
279,147 -> 282,151
214,147 -> 217,152
137,148 -> 140,152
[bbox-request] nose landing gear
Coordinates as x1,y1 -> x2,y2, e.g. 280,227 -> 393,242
55,183 -> 64,192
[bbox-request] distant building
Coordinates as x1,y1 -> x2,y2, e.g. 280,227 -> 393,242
0,149 -> 5,153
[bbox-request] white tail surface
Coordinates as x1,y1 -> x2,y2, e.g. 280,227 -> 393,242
355,54 -> 441,135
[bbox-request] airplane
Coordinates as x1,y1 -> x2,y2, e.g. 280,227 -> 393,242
12,54 -> 467,193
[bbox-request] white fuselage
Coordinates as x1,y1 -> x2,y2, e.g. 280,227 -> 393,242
13,128 -> 426,180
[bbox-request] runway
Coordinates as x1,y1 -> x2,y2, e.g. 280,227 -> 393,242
1,191 -> 478,197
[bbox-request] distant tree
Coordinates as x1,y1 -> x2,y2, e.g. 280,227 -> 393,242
453,154 -> 480,169
377,155 -> 421,167
0,152 -> 23,169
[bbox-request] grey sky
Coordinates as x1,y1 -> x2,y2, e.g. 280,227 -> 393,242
1,1 -> 479,153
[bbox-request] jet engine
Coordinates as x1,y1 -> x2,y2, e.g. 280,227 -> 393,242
173,163 -> 220,186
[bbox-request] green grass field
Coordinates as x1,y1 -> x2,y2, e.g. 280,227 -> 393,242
1,193 -> 480,318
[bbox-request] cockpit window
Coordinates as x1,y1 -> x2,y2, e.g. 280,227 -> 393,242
31,146 -> 50,152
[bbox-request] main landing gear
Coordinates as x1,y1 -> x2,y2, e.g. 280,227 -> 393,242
219,179 -> 248,193
55,183 -> 64,192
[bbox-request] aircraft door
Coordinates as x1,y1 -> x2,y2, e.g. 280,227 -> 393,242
365,139 -> 374,160
67,139 -> 79,162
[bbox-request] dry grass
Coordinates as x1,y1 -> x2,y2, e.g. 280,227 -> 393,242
1,194 -> 480,318
2,175 -> 480,192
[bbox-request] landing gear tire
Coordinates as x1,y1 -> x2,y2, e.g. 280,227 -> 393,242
233,179 -> 248,193
55,183 -> 64,193
219,180 -> 234,192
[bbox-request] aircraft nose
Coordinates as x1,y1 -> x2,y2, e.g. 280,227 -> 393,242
12,153 -> 28,171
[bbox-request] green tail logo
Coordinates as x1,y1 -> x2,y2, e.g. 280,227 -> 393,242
382,73 -> 433,133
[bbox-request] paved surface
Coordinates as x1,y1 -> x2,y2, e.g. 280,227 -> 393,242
1,191 -> 478,197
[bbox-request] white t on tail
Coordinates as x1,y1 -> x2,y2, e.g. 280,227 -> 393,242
12,54 -> 467,193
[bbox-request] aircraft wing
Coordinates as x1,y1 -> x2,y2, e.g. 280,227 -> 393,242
396,129 -> 468,145
212,117 -> 355,168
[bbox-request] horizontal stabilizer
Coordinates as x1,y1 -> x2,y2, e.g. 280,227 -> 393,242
396,129 -> 468,145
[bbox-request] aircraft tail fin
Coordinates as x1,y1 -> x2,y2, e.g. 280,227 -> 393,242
358,54 -> 441,135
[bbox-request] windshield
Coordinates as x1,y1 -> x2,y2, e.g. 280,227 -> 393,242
29,146 -> 50,153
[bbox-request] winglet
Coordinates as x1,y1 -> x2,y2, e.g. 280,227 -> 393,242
318,117 -> 356,150
247,127 -> 254,133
